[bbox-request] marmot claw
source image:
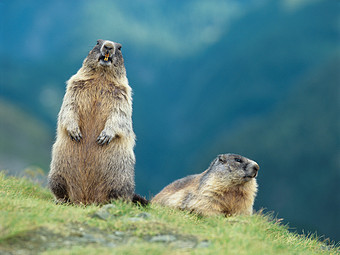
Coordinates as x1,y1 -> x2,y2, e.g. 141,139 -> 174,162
68,128 -> 82,142
97,131 -> 115,145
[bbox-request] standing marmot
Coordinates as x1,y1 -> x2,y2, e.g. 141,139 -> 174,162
152,154 -> 259,216
48,39 -> 136,205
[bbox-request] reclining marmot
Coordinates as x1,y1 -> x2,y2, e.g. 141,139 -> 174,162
152,154 -> 259,216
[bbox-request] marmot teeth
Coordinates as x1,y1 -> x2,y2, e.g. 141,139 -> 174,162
104,53 -> 110,61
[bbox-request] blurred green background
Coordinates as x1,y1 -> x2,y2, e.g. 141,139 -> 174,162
0,0 -> 339,242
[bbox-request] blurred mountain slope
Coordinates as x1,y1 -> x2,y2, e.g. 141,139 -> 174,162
0,100 -> 53,174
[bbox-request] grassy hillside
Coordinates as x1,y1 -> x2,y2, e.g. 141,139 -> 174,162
0,172 -> 337,255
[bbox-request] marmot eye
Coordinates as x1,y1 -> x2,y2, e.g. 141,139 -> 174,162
234,158 -> 243,163
96,41 -> 100,45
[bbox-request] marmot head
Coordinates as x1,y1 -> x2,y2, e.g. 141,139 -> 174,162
201,154 -> 259,187
83,39 -> 126,76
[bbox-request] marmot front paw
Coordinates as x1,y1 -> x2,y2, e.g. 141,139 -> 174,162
97,130 -> 116,145
67,127 -> 82,142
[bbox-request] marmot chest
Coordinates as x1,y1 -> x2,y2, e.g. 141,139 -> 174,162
74,83 -> 126,135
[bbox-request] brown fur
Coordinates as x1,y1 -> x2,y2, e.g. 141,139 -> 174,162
48,39 -> 136,205
152,154 -> 259,216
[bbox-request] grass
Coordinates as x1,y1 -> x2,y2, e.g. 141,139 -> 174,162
0,171 -> 338,255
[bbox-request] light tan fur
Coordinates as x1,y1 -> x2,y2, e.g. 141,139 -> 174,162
152,154 -> 259,216
48,39 -> 135,204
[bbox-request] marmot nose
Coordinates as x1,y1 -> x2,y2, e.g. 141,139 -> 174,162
101,41 -> 121,55
103,41 -> 114,52
252,163 -> 259,172
103,44 -> 113,51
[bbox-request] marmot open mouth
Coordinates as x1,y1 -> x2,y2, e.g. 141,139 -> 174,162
244,172 -> 257,179
98,54 -> 113,65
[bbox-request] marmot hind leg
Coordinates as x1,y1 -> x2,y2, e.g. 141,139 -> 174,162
48,174 -> 70,203
108,184 -> 134,200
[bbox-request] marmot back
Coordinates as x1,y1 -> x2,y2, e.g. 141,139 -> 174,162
152,154 -> 259,216
48,39 -> 136,205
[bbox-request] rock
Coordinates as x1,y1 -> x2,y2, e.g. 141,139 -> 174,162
90,204 -> 116,220
197,240 -> 210,248
149,235 -> 177,243
102,204 -> 116,210
114,231 -> 125,237
127,212 -> 151,222
107,234 -> 122,241
170,240 -> 197,249
80,233 -> 98,243
91,210 -> 110,220
136,212 -> 151,219
105,242 -> 117,248
320,245 -> 331,251
127,217 -> 143,222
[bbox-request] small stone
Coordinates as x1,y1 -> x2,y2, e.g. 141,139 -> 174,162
105,242 -> 116,248
107,234 -> 121,241
171,240 -> 196,249
81,233 -> 96,242
197,240 -> 210,248
127,217 -> 143,222
91,210 -> 110,220
114,231 -> 125,236
320,245 -> 330,251
63,240 -> 72,246
136,212 -> 151,219
91,204 -> 117,220
102,204 -> 116,210
40,235 -> 47,241
150,235 -> 177,243
127,237 -> 139,244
